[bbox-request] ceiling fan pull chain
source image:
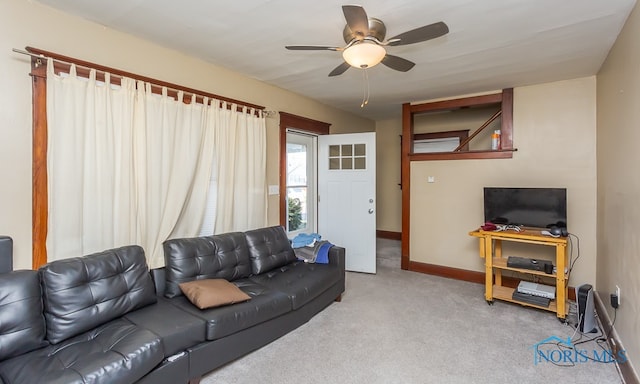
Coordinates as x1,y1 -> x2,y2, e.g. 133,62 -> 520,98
361,67 -> 370,108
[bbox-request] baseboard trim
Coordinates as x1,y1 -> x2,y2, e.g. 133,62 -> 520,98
376,230 -> 401,240
594,292 -> 639,384
408,261 -> 485,284
407,260 -> 576,301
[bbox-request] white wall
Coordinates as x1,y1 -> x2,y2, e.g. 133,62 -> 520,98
409,77 -> 598,286
597,1 -> 640,376
375,118 -> 402,233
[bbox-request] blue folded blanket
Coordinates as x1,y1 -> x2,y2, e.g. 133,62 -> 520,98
291,233 -> 321,248
314,241 -> 333,264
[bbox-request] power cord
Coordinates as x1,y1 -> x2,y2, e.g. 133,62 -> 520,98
568,308 -> 618,365
537,307 -> 619,367
567,233 -> 580,278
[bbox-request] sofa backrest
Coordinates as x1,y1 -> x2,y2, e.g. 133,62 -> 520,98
163,232 -> 252,298
0,236 -> 12,273
39,245 -> 157,344
244,226 -> 297,275
0,270 -> 48,361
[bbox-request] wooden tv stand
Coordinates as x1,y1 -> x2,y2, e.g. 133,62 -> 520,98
469,228 -> 568,319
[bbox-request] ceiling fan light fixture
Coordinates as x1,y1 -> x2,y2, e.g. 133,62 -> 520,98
342,42 -> 386,69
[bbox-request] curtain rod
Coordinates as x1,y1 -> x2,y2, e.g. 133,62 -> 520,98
12,48 -> 276,116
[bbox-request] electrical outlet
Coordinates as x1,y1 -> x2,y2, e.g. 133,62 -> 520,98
616,285 -> 621,306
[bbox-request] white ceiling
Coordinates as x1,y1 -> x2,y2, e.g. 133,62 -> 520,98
36,0 -> 636,121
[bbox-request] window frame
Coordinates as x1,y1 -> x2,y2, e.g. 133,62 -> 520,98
278,112 -> 330,229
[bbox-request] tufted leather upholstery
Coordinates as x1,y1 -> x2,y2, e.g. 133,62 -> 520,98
0,236 -> 12,273
169,279 -> 292,341
162,232 -> 252,298
244,226 -> 296,275
0,228 -> 346,384
250,260 -> 341,310
39,246 -> 157,344
124,297 -> 206,356
0,270 -> 47,361
0,318 -> 163,384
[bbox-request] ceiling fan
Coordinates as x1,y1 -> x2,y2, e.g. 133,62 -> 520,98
285,5 -> 449,77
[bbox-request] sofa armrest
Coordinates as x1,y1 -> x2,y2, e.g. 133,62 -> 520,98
328,246 -> 345,272
150,267 -> 167,297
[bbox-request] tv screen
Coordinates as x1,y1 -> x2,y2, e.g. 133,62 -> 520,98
483,187 -> 567,229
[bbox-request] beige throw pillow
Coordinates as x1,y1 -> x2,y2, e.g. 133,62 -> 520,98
179,279 -> 251,309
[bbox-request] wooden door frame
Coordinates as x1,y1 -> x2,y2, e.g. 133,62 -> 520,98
278,112 -> 330,227
401,89 -> 514,270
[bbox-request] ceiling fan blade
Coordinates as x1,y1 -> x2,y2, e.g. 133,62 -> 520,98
381,54 -> 415,72
328,62 -> 351,77
387,21 -> 449,46
342,5 -> 369,38
285,45 -> 340,51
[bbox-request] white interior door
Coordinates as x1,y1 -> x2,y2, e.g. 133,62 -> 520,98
318,132 -> 376,274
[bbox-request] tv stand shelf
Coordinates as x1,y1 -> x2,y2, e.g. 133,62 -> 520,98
469,228 -> 568,319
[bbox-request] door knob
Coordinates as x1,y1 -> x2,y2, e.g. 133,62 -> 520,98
369,199 -> 374,203
368,209 -> 374,214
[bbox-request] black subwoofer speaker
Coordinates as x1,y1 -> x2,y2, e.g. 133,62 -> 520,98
576,283 -> 597,333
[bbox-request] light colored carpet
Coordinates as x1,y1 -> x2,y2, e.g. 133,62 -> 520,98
202,239 -> 622,384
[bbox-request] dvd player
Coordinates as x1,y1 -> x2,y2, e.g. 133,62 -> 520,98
517,281 -> 556,299
507,256 -> 553,273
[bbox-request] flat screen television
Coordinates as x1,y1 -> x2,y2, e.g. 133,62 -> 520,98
483,187 -> 567,229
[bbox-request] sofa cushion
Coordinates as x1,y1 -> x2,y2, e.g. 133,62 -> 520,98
179,279 -> 251,309
167,279 -> 291,340
250,261 -> 342,309
0,270 -> 47,361
244,226 -> 297,275
163,233 -> 252,298
0,318 -> 163,384
124,297 -> 206,356
39,245 -> 157,344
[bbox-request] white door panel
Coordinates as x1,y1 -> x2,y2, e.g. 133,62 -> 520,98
318,132 -> 376,274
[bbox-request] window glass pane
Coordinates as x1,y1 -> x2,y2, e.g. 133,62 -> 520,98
287,142 -> 307,185
329,145 -> 340,157
287,187 -> 307,232
354,144 -> 366,156
354,157 -> 366,169
342,157 -> 353,169
341,144 -> 353,156
329,158 -> 340,170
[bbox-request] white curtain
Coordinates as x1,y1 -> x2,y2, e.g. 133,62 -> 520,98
46,60 -> 266,267
132,83 -> 216,267
46,62 -> 137,259
213,104 -> 267,233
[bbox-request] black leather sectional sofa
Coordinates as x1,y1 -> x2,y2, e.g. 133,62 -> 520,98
0,226 -> 345,384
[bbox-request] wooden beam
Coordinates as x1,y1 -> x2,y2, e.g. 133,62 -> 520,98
401,103 -> 412,270
31,58 -> 47,269
409,93 -> 502,114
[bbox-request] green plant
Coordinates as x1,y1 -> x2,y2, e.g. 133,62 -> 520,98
288,197 -> 303,231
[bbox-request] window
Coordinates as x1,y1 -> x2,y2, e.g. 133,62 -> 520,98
278,112 -> 330,236
286,132 -> 316,234
328,143 -> 367,170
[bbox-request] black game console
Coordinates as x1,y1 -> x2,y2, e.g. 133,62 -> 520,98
507,256 -> 553,273
512,291 -> 551,307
